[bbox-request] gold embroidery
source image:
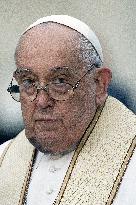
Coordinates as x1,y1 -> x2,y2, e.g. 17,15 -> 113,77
0,139 -> 14,167
106,136 -> 136,205
54,104 -> 104,205
18,149 -> 36,205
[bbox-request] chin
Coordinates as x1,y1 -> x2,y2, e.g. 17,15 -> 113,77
26,133 -> 78,155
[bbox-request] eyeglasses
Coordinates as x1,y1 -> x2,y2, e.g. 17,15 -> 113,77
7,64 -> 95,102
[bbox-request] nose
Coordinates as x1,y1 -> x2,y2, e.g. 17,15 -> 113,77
35,89 -> 54,109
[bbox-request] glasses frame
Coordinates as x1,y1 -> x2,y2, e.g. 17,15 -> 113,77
7,64 -> 95,102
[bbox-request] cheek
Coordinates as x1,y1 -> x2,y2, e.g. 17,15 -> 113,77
20,97 -> 34,126
57,86 -> 96,128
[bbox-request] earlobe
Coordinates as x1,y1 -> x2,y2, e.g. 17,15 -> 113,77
95,68 -> 112,106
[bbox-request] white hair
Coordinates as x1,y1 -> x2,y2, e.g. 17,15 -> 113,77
79,35 -> 103,70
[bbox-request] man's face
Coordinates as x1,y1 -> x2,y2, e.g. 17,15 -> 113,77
15,23 -> 97,154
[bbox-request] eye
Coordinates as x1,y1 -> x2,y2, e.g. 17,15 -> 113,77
53,77 -> 66,84
22,78 -> 35,87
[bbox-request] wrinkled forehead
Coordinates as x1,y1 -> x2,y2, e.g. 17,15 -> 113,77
15,23 -> 85,77
16,22 -> 81,52
15,22 -> 83,64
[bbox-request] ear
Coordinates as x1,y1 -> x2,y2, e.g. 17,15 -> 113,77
94,67 -> 112,107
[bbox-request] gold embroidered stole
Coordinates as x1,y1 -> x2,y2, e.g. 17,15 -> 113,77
0,130 -> 35,205
0,96 -> 136,205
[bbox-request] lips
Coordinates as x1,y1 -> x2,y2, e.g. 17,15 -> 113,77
35,118 -> 58,123
34,114 -> 59,121
34,116 -> 60,131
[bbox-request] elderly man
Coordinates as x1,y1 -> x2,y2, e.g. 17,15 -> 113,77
0,15 -> 136,205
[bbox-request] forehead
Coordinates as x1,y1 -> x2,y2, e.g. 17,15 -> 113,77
15,23 -> 83,77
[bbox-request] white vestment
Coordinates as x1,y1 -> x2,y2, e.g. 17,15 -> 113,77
0,142 -> 136,205
0,97 -> 136,205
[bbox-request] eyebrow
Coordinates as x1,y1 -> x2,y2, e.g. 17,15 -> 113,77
14,66 -> 73,76
14,67 -> 34,76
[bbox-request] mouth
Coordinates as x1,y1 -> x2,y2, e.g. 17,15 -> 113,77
34,117 -> 60,131
36,118 -> 57,121
34,114 -> 59,121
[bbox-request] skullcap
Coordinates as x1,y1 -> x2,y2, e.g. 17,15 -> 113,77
24,15 -> 103,62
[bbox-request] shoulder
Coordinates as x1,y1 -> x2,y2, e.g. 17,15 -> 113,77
0,140 -> 12,157
0,130 -> 26,158
0,130 -> 32,160
106,96 -> 135,116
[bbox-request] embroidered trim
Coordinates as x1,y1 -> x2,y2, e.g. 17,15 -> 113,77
18,149 -> 36,205
0,139 -> 14,167
53,104 -> 104,205
106,136 -> 136,205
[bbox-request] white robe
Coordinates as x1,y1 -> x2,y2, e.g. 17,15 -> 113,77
0,140 -> 136,205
